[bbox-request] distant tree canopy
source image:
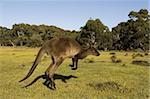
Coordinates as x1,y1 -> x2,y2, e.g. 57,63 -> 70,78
112,9 -> 149,51
0,27 -> 12,46
0,9 -> 149,51
76,18 -> 113,50
0,24 -> 79,47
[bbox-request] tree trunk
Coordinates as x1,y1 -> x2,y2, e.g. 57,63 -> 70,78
9,40 -> 15,47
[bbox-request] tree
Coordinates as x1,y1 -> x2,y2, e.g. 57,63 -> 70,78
0,23 -> 79,47
0,27 -> 13,46
77,18 -> 113,50
112,9 -> 150,51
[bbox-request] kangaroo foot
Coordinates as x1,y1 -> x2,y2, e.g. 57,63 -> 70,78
50,81 -> 56,90
71,67 -> 77,70
69,64 -> 74,67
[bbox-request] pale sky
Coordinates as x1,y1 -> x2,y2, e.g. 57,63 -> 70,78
0,0 -> 149,30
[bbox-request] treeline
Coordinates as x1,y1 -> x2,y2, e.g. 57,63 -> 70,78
0,24 -> 79,47
0,9 -> 149,51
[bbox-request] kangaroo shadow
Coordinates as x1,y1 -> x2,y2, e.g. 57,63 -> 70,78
24,74 -> 78,89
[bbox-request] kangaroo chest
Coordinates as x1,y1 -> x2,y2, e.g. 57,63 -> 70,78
76,53 -> 88,59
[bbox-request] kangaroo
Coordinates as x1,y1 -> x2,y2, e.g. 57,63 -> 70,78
70,47 -> 100,70
19,37 -> 100,89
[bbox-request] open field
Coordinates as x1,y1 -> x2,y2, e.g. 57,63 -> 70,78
0,47 -> 149,99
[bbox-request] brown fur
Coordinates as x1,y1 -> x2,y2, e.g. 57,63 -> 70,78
19,37 -> 100,89
71,47 -> 100,70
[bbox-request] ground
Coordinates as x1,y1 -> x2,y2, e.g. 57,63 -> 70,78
0,47 -> 149,99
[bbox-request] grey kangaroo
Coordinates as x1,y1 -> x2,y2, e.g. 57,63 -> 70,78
19,37 -> 100,89
70,47 -> 99,70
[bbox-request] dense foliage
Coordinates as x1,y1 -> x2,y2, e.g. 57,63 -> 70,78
0,24 -> 79,47
0,9 -> 149,50
112,9 -> 150,51
76,18 -> 113,50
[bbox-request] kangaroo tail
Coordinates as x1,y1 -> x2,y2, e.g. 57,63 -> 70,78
19,48 -> 45,82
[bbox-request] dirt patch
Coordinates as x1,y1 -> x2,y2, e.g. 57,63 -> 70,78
19,64 -> 25,68
88,81 -> 130,93
12,53 -> 15,55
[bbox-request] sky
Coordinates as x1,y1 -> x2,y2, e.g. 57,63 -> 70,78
0,0 -> 149,30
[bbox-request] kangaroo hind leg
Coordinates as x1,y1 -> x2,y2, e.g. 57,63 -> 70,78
45,57 -> 64,90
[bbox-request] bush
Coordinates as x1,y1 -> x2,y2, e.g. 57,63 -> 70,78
12,53 -> 15,55
88,81 -> 130,93
84,58 -> 95,63
132,60 -> 149,66
144,53 -> 149,56
110,55 -> 117,63
110,52 -> 116,55
132,53 -> 144,59
115,59 -> 122,63
110,55 -> 122,63
124,53 -> 128,56
122,64 -> 126,67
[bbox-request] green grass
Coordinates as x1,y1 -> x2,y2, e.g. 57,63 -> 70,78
0,47 -> 149,99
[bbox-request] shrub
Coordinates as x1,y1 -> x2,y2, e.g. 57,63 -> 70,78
132,53 -> 144,59
84,58 -> 95,63
137,53 -> 144,57
115,59 -> 122,63
12,53 -> 15,55
122,64 -> 126,67
110,52 -> 116,55
88,81 -> 130,93
132,60 -> 149,66
110,55 -> 117,63
144,53 -> 149,56
110,55 -> 122,63
124,53 -> 128,56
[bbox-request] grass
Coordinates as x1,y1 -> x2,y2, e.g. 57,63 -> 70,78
0,47 -> 149,99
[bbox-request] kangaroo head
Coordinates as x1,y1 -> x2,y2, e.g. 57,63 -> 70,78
86,47 -> 100,56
